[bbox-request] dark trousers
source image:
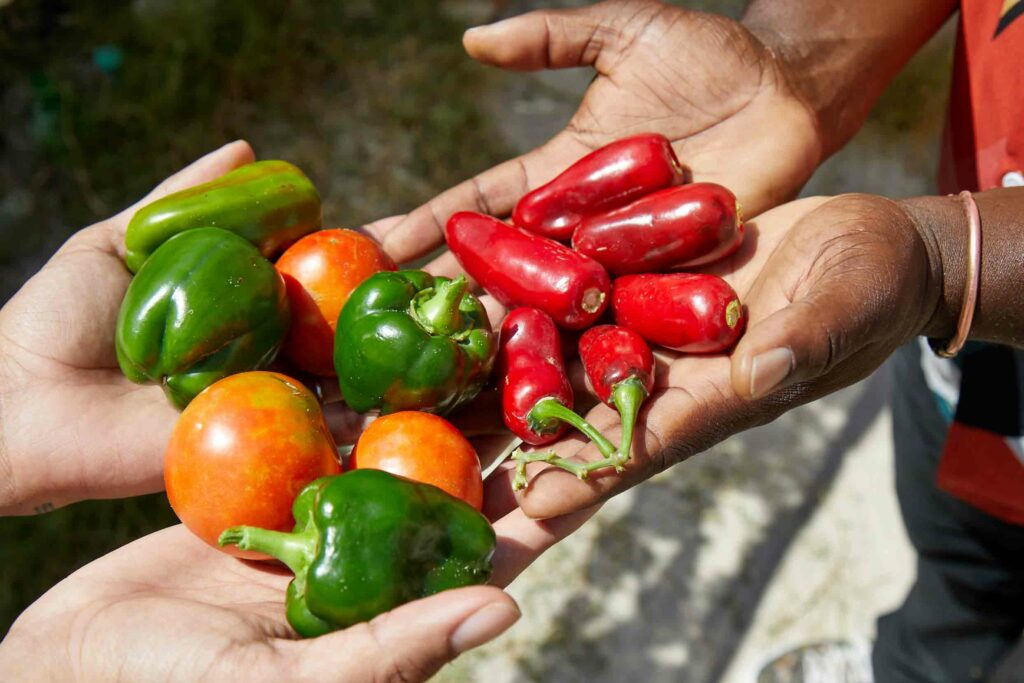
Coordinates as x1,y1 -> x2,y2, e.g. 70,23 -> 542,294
873,343 -> 1024,682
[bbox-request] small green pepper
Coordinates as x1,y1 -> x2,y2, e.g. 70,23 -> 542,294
115,227 -> 290,408
219,469 -> 496,637
334,270 -> 496,414
124,160 -> 320,272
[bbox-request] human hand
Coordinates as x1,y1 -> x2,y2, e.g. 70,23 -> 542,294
0,142 -> 262,515
366,0 -> 821,268
0,523 -> 550,683
495,193 -> 939,518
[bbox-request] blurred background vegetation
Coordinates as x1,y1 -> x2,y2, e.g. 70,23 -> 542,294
0,0 -> 511,633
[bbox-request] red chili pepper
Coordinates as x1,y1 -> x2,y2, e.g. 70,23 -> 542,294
446,211 -> 611,330
572,183 -> 744,275
578,325 -> 654,470
612,274 -> 746,353
499,308 -> 617,490
512,134 -> 687,242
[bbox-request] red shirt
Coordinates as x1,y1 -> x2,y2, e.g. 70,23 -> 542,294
940,0 -> 1024,192
935,0 -> 1024,525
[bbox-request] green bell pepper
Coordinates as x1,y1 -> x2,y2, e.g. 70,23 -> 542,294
124,159 -> 320,272
115,227 -> 290,408
218,469 -> 496,637
334,270 -> 496,414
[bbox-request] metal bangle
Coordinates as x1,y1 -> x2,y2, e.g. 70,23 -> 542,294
933,190 -> 981,358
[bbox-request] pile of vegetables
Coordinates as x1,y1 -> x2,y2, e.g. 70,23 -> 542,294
114,133 -> 745,638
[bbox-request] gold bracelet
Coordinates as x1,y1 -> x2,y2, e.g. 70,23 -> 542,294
933,190 -> 981,358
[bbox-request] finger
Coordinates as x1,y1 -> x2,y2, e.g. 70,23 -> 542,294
423,250 -> 468,281
730,199 -> 909,400
463,1 -> 648,73
103,140 -> 257,252
489,505 -> 598,587
360,214 -> 405,244
378,131 -> 588,264
281,586 -> 520,683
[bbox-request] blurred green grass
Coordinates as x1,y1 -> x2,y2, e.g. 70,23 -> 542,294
0,0 -> 508,634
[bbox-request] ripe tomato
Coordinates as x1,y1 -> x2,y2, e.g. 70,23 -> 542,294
164,371 -> 341,558
352,412 -> 483,510
276,228 -> 396,376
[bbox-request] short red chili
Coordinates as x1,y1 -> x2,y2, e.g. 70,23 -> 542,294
498,308 -> 618,490
446,212 -> 610,330
612,273 -> 746,353
578,325 -> 654,469
512,134 -> 688,242
572,183 -> 744,275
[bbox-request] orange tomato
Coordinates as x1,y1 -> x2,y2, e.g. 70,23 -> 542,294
164,372 -> 341,558
276,228 -> 396,376
352,412 -> 483,510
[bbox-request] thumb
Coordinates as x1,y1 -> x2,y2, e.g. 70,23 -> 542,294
282,586 -> 520,683
463,1 -> 652,72
731,278 -> 870,401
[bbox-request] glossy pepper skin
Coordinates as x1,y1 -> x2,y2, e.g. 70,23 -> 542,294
578,325 -> 654,469
446,211 -> 610,330
498,307 -> 574,446
501,309 -> 618,491
334,270 -> 496,415
124,160 -> 321,272
219,469 -> 495,637
572,183 -> 744,275
512,134 -> 687,241
612,273 -> 745,353
115,228 -> 290,408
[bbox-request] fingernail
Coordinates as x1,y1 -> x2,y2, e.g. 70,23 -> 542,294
450,602 -> 521,654
749,347 -> 794,398
465,17 -> 511,37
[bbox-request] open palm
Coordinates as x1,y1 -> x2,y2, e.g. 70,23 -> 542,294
0,142 -> 258,515
1,525 -> 523,682
367,0 -> 821,268
493,193 -> 936,519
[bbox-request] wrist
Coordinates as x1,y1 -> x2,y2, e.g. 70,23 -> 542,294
898,195 -> 969,342
740,19 -> 850,157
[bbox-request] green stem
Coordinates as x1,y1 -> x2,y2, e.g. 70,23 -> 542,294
218,526 -> 315,575
528,397 -> 617,458
512,378 -> 649,490
610,376 -> 648,465
511,448 -> 592,491
413,275 -> 467,336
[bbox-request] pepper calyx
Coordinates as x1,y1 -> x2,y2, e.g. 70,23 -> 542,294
411,275 -> 468,336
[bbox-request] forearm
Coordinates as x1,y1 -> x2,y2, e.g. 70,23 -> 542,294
904,188 -> 1024,349
742,0 -> 957,156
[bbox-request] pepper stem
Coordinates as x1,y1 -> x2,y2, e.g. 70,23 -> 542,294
610,376 -> 648,465
512,378 -> 649,490
412,275 -> 468,336
528,397 -> 617,458
218,526 -> 315,576
511,448 -> 593,491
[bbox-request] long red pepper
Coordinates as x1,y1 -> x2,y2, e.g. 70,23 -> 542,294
446,212 -> 611,330
612,273 -> 746,353
572,183 -> 744,275
512,134 -> 688,242
498,308 -> 618,490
